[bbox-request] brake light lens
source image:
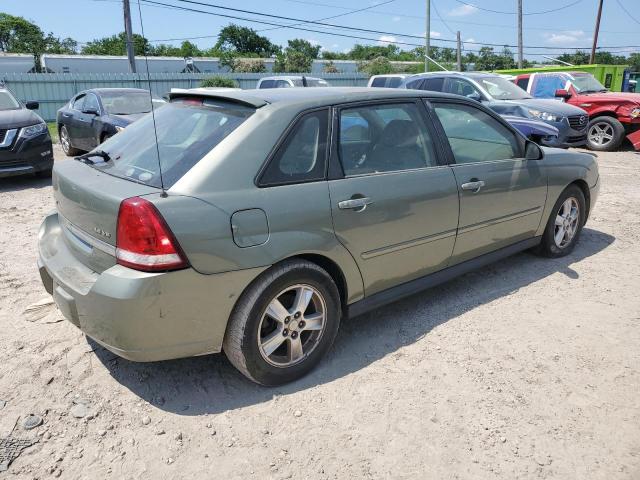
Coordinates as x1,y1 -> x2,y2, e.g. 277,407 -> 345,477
116,197 -> 188,272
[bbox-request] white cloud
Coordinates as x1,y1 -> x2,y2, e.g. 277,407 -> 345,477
448,4 -> 478,16
306,39 -> 321,46
543,30 -> 587,44
378,35 -> 397,46
392,16 -> 401,22
431,31 -> 442,38
465,37 -> 476,43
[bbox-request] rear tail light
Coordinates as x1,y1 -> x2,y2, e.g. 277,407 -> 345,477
116,197 -> 188,272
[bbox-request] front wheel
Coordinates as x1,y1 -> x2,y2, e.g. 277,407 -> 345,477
223,260 -> 341,386
587,116 -> 625,151
534,185 -> 586,258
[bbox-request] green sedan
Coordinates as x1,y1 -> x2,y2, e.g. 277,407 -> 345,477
38,88 -> 599,385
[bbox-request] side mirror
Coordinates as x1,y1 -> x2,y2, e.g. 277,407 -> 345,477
466,92 -> 482,102
554,89 -> 571,100
82,106 -> 99,115
25,101 -> 39,110
525,140 -> 543,160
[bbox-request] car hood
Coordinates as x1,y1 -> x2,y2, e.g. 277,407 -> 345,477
501,115 -> 559,136
488,98 -> 587,116
108,112 -> 147,124
0,108 -> 44,129
577,91 -> 640,105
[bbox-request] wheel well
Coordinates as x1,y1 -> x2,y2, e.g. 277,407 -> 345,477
570,179 -> 591,219
294,254 -> 348,312
590,111 -> 617,120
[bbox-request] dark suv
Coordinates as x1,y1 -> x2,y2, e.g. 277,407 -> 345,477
400,72 -> 589,149
0,85 -> 53,178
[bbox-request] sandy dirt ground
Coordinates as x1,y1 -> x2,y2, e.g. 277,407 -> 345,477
0,144 -> 639,480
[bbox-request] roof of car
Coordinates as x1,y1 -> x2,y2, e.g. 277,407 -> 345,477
258,76 -> 324,81
85,88 -> 152,94
168,86 -> 462,108
407,71 -> 502,80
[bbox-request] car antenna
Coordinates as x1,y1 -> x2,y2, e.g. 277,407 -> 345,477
136,0 -> 167,198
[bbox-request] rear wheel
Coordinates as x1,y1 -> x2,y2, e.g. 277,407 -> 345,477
534,184 -> 586,258
60,125 -> 81,156
223,259 -> 341,386
587,116 -> 625,151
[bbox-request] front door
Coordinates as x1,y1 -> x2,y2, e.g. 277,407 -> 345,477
74,93 -> 100,150
329,101 -> 460,295
430,100 -> 547,264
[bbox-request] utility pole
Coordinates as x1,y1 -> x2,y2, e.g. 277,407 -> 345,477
517,0 -> 523,68
590,0 -> 604,64
123,0 -> 137,73
456,31 -> 462,71
425,0 -> 430,72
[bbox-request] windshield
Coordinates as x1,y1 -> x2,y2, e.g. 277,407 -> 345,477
91,99 -> 254,188
571,73 -> 607,93
100,91 -> 163,115
476,76 -> 532,100
0,90 -> 21,110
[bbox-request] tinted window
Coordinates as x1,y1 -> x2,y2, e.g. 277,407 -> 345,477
516,77 -> 529,90
371,77 -> 387,87
83,93 -> 100,113
260,110 -> 329,186
0,90 -> 20,110
433,103 -> 520,163
387,77 -> 403,88
72,94 -> 85,110
338,103 -> 437,176
422,77 -> 445,91
276,80 -> 292,88
93,99 -> 254,188
445,79 -> 479,97
259,80 -> 276,89
405,79 -> 424,90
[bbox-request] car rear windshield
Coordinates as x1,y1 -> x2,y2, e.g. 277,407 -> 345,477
0,90 -> 20,110
89,98 -> 254,188
100,91 -> 162,115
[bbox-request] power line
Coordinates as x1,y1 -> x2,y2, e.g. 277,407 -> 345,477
431,0 -> 456,36
452,0 -> 584,16
615,0 -> 640,25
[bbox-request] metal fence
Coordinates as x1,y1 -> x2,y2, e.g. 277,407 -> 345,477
1,72 -> 370,121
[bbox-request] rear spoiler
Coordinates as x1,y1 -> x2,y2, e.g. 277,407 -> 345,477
167,91 -> 268,108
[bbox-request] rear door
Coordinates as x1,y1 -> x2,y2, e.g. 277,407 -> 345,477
429,100 -> 547,264
328,100 -> 459,295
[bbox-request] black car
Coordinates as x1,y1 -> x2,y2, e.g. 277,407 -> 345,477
0,85 -> 53,178
57,88 -> 164,156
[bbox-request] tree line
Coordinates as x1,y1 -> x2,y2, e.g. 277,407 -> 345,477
1,13 -> 639,74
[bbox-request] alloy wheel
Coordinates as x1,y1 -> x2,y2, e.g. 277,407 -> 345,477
588,121 -> 614,147
60,127 -> 70,154
257,284 -> 326,368
554,197 -> 580,248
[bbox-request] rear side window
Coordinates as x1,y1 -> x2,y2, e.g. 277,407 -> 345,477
433,102 -> 520,163
516,77 -> 529,91
259,110 -> 329,186
93,99 -> 254,188
405,79 -> 424,90
338,103 -> 438,176
422,77 -> 445,91
371,77 -> 387,87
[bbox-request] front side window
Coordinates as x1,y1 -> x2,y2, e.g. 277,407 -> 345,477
446,78 -> 480,98
83,93 -> 100,113
259,80 -> 275,89
72,94 -> 85,110
387,77 -> 403,88
433,103 -> 520,164
338,103 -> 437,176
0,90 -> 20,111
260,110 -> 329,186
571,73 -> 607,93
475,76 -> 531,100
275,80 -> 292,88
93,98 -> 254,188
371,77 -> 386,87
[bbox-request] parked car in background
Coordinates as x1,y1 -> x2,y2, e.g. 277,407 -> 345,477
0,84 -> 53,178
514,71 -> 640,151
57,88 -> 165,156
367,74 -> 410,88
256,76 -> 330,89
502,115 -> 559,145
400,72 -> 589,149
38,87 -> 599,385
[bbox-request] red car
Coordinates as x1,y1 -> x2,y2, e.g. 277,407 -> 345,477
514,72 -> 640,151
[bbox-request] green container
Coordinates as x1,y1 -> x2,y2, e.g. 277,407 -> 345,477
495,64 -> 630,92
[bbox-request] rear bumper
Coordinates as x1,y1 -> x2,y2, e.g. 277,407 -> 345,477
0,133 -> 53,178
38,211 -> 265,362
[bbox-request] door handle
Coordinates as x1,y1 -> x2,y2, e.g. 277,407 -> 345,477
461,180 -> 485,193
338,196 -> 372,211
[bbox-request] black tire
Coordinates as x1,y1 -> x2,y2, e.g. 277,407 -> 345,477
587,116 -> 625,152
534,184 -> 586,258
223,259 -> 341,386
59,125 -> 81,156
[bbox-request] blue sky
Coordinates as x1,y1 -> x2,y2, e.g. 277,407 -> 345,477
5,0 -> 639,59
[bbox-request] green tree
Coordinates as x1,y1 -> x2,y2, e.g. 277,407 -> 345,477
215,24 -> 279,56
322,60 -> 340,73
82,32 -> 149,56
358,56 -> 395,75
272,39 -> 320,73
200,76 -> 237,88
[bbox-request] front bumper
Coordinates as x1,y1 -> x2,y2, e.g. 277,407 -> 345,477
38,211 -> 265,362
539,117 -> 588,149
0,133 -> 53,178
